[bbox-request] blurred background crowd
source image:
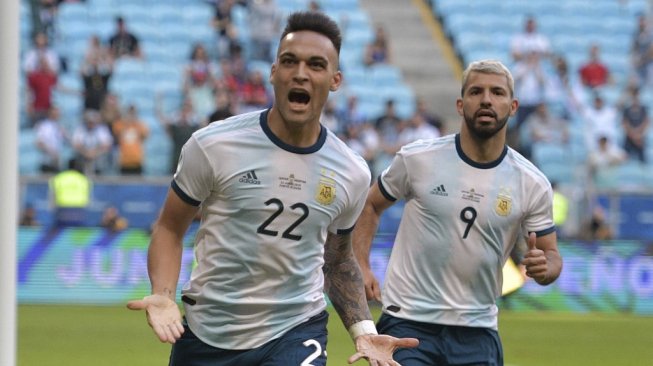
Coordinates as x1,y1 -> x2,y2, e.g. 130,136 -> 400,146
17,0 -> 653,240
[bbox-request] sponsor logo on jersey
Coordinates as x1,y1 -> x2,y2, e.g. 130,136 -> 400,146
316,178 -> 336,205
495,188 -> 512,216
461,188 -> 483,202
430,184 -> 448,196
239,170 -> 261,184
279,173 -> 306,190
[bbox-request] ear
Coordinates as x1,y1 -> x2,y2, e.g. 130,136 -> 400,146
510,98 -> 519,117
456,98 -> 464,116
269,63 -> 277,84
330,70 -> 343,92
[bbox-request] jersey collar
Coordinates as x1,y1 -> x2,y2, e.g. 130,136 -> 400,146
259,109 -> 327,154
455,133 -> 507,169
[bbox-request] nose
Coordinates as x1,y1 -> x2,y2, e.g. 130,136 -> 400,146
480,90 -> 492,107
293,62 -> 309,82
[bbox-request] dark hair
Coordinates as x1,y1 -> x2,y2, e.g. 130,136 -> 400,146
279,11 -> 342,55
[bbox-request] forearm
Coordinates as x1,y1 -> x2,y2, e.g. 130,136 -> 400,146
147,225 -> 184,300
323,233 -> 373,329
352,203 -> 381,269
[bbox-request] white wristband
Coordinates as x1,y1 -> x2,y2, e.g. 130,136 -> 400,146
348,320 -> 378,340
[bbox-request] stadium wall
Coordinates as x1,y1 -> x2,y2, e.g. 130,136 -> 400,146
16,227 -> 653,315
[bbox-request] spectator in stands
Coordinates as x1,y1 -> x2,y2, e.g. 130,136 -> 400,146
415,96 -> 443,134
337,95 -> 368,130
35,105 -> 68,174
247,0 -> 281,63
238,69 -> 271,113
631,13 -> 653,86
72,109 -> 114,175
551,182 -> 569,239
374,99 -> 406,174
112,104 -> 149,175
307,0 -> 322,12
99,93 -> 122,138
216,58 -> 243,96
23,31 -> 61,74
320,99 -> 342,134
588,135 -> 627,178
588,204 -> 613,240
397,111 -> 440,148
108,16 -> 142,59
183,44 -> 217,119
207,88 -> 235,123
80,36 -> 113,111
510,51 -> 546,152
49,158 -> 92,227
100,205 -> 129,232
26,53 -> 59,127
210,0 -> 240,60
579,44 -> 612,89
510,15 -> 551,63
364,25 -> 391,67
156,97 -> 203,174
575,93 -> 620,151
545,54 -> 586,119
19,202 -> 40,227
621,86 -> 650,163
37,0 -> 59,41
525,103 -> 570,156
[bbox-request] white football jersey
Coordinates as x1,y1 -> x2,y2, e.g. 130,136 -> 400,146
379,134 -> 554,330
173,109 -> 371,349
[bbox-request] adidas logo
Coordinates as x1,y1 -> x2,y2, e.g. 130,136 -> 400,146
239,170 -> 261,185
430,184 -> 448,196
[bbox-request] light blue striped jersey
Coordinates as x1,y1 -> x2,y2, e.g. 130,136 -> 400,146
378,134 -> 554,330
172,109 -> 371,349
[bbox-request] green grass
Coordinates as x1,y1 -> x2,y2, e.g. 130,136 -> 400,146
18,305 -> 653,366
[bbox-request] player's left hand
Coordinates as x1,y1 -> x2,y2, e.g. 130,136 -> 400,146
521,232 -> 548,284
348,334 -> 419,365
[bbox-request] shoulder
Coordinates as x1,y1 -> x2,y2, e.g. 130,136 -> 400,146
505,147 -> 551,188
398,134 -> 454,157
193,110 -> 263,143
324,130 -> 371,182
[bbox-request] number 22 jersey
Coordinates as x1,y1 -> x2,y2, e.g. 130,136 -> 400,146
172,109 -> 371,349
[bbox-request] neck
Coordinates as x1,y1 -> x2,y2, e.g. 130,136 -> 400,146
267,108 -> 321,148
459,128 -> 506,163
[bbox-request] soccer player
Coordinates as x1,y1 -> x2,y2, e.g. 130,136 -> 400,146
127,11 -> 418,366
353,59 -> 562,365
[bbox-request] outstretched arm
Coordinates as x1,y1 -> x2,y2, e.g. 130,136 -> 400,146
352,181 -> 395,301
127,188 -> 199,343
323,231 -> 418,365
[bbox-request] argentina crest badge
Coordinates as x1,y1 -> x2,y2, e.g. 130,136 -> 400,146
316,177 -> 336,205
495,187 -> 512,217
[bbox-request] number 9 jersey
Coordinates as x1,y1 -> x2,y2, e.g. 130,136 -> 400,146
377,134 -> 555,330
172,109 -> 371,350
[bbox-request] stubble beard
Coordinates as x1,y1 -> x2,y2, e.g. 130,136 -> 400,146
463,110 -> 510,140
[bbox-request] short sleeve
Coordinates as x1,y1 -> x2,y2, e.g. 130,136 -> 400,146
172,135 -> 213,206
524,180 -> 555,236
378,151 -> 410,202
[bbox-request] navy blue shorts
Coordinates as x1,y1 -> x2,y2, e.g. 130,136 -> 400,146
169,311 -> 328,366
377,313 -> 504,366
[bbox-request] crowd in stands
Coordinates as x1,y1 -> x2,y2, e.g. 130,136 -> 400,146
22,1 -> 653,196
22,0 -> 443,180
503,13 -> 651,190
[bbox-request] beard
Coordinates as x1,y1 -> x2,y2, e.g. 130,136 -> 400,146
463,109 -> 510,140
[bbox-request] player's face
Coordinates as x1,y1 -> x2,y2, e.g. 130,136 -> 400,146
457,71 -> 518,139
270,30 -> 342,127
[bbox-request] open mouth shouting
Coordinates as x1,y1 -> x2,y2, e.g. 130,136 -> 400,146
288,89 -> 311,110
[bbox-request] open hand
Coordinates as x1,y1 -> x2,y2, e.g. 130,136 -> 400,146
348,334 -> 419,365
127,294 -> 184,343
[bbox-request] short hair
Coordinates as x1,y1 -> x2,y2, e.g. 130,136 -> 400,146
461,59 -> 515,97
279,11 -> 342,55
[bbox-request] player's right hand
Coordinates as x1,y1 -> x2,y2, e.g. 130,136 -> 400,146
127,294 -> 184,344
361,267 -> 382,302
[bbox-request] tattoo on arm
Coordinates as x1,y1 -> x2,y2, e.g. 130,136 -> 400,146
323,232 -> 372,328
